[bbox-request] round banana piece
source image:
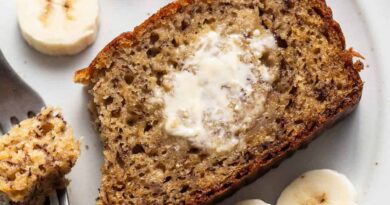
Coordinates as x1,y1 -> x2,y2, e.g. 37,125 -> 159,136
276,169 -> 357,205
236,199 -> 271,205
16,0 -> 99,56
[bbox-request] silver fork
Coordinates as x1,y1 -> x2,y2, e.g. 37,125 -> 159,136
0,50 -> 69,205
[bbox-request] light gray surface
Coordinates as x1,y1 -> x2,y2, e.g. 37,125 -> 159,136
0,0 -> 388,204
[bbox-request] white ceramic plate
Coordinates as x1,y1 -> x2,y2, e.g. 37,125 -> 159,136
0,0 -> 389,204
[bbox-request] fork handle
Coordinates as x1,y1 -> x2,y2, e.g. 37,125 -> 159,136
0,50 -> 24,84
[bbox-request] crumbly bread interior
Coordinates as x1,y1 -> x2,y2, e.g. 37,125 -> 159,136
83,0 -> 362,204
0,107 -> 80,205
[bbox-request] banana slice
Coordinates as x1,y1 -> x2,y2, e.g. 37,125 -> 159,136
16,0 -> 99,56
236,199 -> 271,205
276,169 -> 357,205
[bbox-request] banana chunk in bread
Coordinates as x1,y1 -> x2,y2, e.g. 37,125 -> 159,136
75,0 -> 363,204
0,107 -> 80,205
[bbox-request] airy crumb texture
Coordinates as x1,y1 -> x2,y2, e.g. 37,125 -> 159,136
0,107 -> 80,205
75,0 -> 363,204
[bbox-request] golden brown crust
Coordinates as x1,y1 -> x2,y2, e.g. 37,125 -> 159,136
74,0 -> 193,83
189,86 -> 362,205
74,0 -> 356,83
75,0 -> 363,204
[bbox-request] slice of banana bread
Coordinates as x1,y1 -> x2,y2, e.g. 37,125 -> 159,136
0,107 -> 80,205
75,0 -> 363,204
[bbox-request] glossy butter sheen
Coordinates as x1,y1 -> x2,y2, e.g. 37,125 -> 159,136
160,29 -> 276,151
